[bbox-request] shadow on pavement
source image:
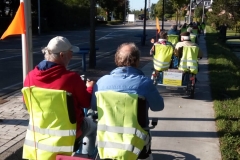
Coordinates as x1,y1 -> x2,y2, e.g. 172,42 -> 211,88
150,117 -> 216,121
152,149 -> 200,160
151,130 -> 218,138
0,119 -> 28,126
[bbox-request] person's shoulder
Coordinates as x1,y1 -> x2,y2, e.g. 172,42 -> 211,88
175,41 -> 183,47
62,70 -> 82,80
139,76 -> 153,86
96,74 -> 112,84
166,41 -> 173,45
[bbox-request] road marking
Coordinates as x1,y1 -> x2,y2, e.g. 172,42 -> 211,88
0,51 -> 41,60
0,28 -> 141,60
97,30 -> 123,41
0,82 -> 22,90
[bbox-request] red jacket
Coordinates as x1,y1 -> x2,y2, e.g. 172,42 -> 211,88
24,64 -> 92,138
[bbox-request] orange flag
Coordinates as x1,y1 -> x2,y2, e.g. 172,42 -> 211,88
1,2 -> 25,39
156,17 -> 160,33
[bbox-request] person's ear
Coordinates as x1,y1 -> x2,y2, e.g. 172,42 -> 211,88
59,52 -> 64,58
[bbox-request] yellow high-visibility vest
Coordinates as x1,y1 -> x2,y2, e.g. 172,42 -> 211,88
181,28 -> 187,33
190,34 -> 197,43
153,44 -> 173,71
201,24 -> 205,30
22,86 -> 76,160
192,29 -> 198,35
96,91 -> 148,160
178,46 -> 199,74
167,35 -> 179,46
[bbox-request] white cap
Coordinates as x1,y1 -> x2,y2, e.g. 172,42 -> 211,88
187,27 -> 193,33
42,36 -> 79,54
181,36 -> 190,40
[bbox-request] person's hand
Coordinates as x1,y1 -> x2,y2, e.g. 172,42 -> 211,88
150,38 -> 155,43
150,49 -> 153,55
86,80 -> 95,87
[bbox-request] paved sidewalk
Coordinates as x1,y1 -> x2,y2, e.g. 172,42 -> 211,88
141,35 -> 222,159
0,35 -> 222,160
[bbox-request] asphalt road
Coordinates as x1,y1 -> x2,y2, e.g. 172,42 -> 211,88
0,20 -> 174,97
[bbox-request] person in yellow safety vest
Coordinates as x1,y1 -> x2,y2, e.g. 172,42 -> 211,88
22,87 -> 77,160
23,36 -> 97,159
180,23 -> 188,34
187,27 -> 198,44
91,42 -> 164,160
95,91 -> 149,160
167,24 -> 180,35
174,32 -> 203,73
150,31 -> 174,55
200,22 -> 206,35
150,31 -> 178,70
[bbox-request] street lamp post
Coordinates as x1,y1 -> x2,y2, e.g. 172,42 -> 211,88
162,0 -> 165,30
141,0 -> 147,46
202,0 -> 205,22
38,0 -> 41,35
89,0 -> 96,68
124,0 -> 126,24
189,0 -> 192,23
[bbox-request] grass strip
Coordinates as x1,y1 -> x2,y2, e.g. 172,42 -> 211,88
205,26 -> 240,160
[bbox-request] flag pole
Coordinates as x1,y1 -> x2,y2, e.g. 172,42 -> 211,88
21,0 -> 33,82
155,17 -> 160,42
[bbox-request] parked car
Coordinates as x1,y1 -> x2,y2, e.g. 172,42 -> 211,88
138,14 -> 149,20
96,15 -> 105,21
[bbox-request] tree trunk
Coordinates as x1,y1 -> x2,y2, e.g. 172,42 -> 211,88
176,10 -> 178,25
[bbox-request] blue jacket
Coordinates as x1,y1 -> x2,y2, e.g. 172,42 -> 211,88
167,29 -> 180,35
91,66 -> 164,124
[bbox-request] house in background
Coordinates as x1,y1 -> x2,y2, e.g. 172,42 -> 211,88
185,0 -> 214,23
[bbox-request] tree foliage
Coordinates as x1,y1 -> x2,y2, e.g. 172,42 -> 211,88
154,0 -> 187,22
0,0 -> 19,17
194,7 -> 203,19
97,0 -> 129,21
207,0 -> 240,28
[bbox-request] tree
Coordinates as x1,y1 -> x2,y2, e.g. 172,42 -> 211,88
154,0 -> 163,19
194,6 -> 203,20
0,0 -> 19,17
153,0 -> 188,23
169,0 -> 188,24
97,0 -> 129,21
150,3 -> 156,18
207,0 -> 240,29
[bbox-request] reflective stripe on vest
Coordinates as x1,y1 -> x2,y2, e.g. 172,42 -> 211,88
98,124 -> 147,140
96,91 -> 148,160
181,59 -> 197,63
179,46 -> 199,74
153,44 -> 173,71
28,124 -> 76,136
98,141 -> 141,156
22,87 -> 76,160
190,35 -> 196,43
24,139 -> 74,153
153,58 -> 170,69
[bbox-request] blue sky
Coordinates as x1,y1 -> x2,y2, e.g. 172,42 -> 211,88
129,0 -> 159,11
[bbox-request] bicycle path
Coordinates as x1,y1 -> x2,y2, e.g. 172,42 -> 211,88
0,35 -> 222,160
141,35 -> 222,159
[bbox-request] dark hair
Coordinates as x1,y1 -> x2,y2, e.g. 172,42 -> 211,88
115,43 -> 140,67
180,32 -> 190,36
159,31 -> 168,39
